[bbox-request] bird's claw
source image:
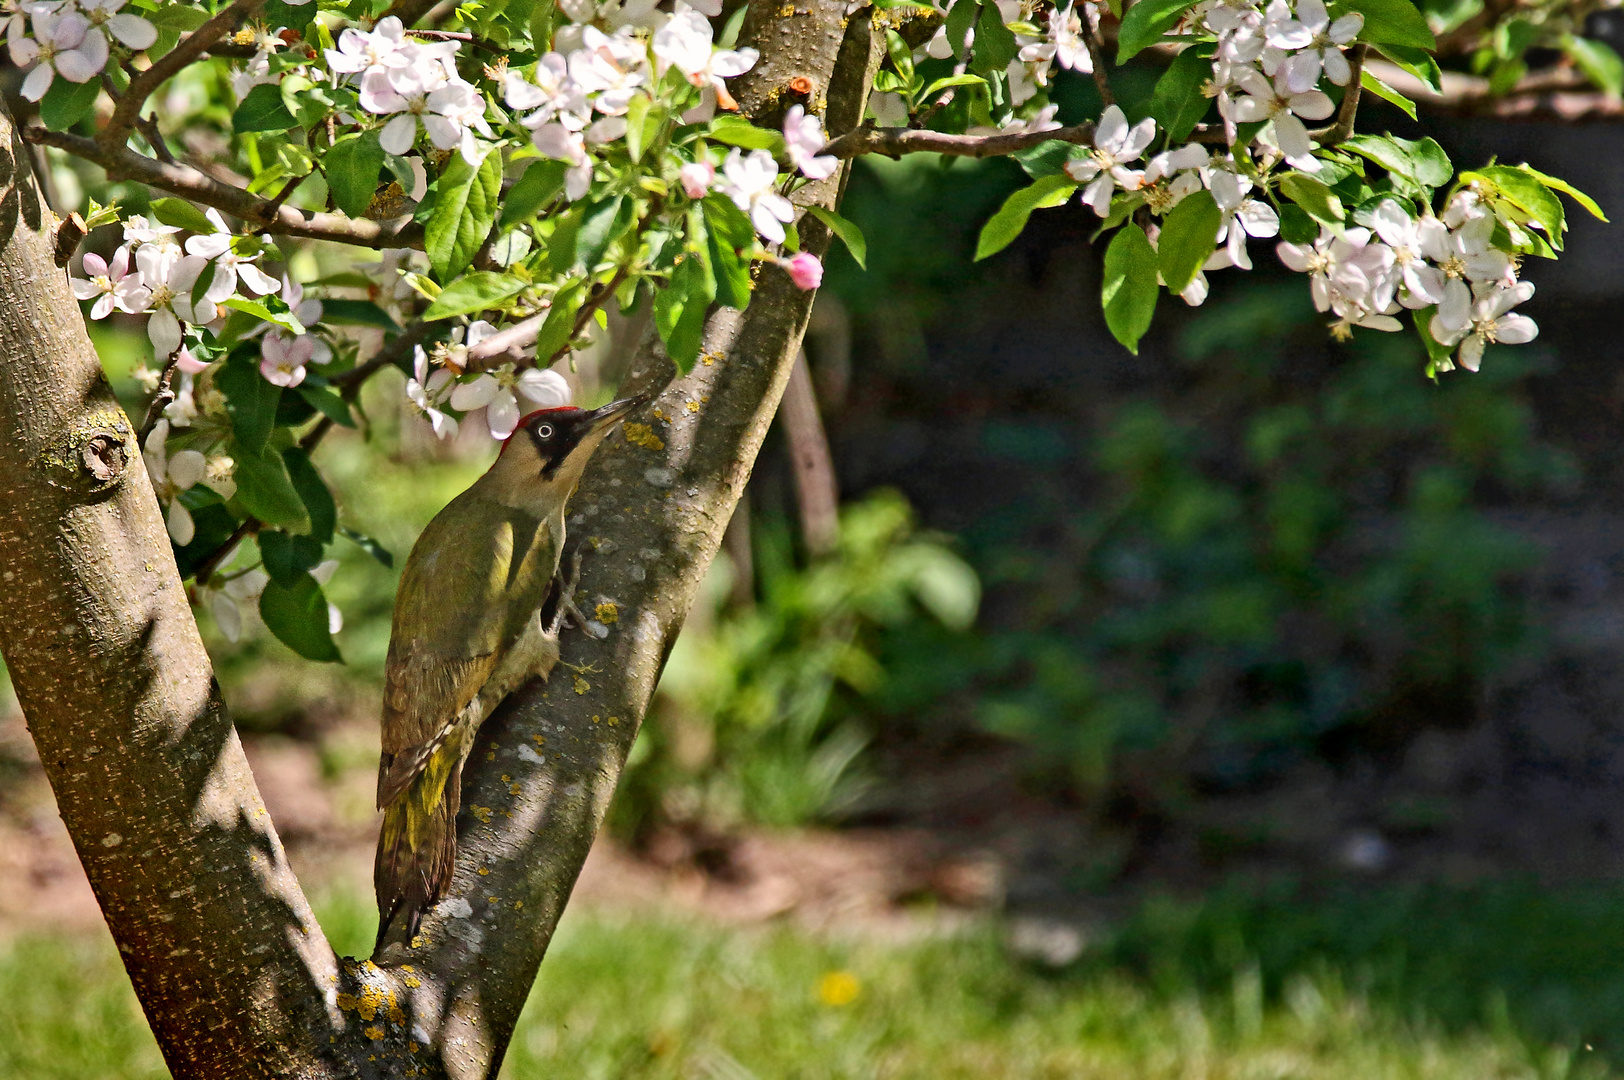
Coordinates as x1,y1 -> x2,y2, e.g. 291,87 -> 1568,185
548,549 -> 587,636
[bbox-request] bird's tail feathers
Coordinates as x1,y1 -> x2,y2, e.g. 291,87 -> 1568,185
374,758 -> 462,949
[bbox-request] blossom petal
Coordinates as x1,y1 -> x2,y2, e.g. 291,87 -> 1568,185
1496,313 -> 1538,345
108,12 -> 155,49
486,390 -> 520,440
450,373 -> 499,410
148,308 -> 181,356
379,113 -> 417,155
167,499 -> 195,546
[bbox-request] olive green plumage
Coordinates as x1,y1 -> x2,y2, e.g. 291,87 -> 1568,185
372,398 -> 645,945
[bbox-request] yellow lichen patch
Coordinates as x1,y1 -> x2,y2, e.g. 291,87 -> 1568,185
595,601 -> 619,624
591,715 -> 601,724
478,867 -> 490,876
685,400 -> 701,413
652,408 -> 669,422
410,936 -> 424,949
388,1003 -> 405,1025
363,1026 -> 384,1041
778,2 -> 794,13
515,900 -> 524,909
510,782 -> 523,794
607,716 -> 620,726
501,774 -> 512,783
488,896 -> 500,903
574,675 -> 591,694
404,975 -> 422,989
533,734 -> 547,746
471,805 -> 494,823
336,993 -> 358,1012
623,423 -> 665,451
356,984 -> 387,1021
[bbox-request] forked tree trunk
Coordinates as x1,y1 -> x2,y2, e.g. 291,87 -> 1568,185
0,0 -> 886,1075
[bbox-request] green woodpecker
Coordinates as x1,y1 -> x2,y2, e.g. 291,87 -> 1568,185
374,396 -> 644,942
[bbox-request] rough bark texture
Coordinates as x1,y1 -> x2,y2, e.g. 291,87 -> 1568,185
0,0 -> 887,1073
0,104 -> 369,1078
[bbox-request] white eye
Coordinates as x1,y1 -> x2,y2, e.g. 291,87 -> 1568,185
536,424 -> 554,439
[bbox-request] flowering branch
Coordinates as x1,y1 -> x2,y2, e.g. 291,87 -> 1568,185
821,120 -> 1097,160
103,0 -> 268,147
26,128 -> 423,250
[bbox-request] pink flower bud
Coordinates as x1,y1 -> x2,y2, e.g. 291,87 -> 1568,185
680,161 -> 715,200
174,346 -> 210,374
785,252 -> 823,291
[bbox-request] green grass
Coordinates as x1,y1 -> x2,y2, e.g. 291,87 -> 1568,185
6,879 -> 1624,1078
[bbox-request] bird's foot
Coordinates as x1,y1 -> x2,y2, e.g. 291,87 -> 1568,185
548,549 -> 587,636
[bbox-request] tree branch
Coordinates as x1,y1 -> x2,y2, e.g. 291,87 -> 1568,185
104,0 -> 268,148
26,127 -> 424,250
822,118 -> 1096,159
1369,57 -> 1624,120
1313,44 -> 1366,145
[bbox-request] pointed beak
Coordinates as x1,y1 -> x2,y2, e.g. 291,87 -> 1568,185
585,392 -> 651,433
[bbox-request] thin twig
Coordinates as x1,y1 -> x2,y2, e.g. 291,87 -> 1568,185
1083,23 -> 1115,107
331,319 -> 432,388
193,517 -> 258,586
104,0 -> 268,147
1365,57 -> 1624,120
463,263 -> 635,372
25,127 -> 424,250
821,120 -> 1097,160
136,115 -> 176,165
137,354 -> 183,445
405,28 -> 499,52
1312,44 -> 1366,145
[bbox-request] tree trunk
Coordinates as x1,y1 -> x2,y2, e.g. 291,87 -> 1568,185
0,0 -> 887,1075
780,348 -> 841,557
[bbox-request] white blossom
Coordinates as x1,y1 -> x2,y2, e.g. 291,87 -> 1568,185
720,148 -> 794,244
143,420 -> 207,546
71,247 -> 148,320
1230,65 -> 1333,171
653,8 -> 757,107
1264,0 -> 1362,91
186,209 -> 279,302
10,10 -> 106,101
1063,104 -> 1156,215
782,105 -> 837,180
1430,280 -> 1538,372
130,245 -> 211,357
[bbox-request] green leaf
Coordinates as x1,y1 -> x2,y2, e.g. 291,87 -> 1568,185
1403,135 -> 1453,187
920,73 -> 987,100
339,525 -> 394,568
1332,0 -> 1435,48
1150,47 -> 1214,141
318,298 -> 401,332
216,353 -> 282,455
231,443 -> 311,533
1341,133 -> 1414,180
576,194 -> 632,271
222,297 -> 304,336
702,196 -> 756,308
707,115 -> 785,151
149,196 -> 216,235
258,529 -> 325,587
425,145 -> 502,282
655,251 -> 715,374
422,271 -> 528,320
1463,164 -> 1567,247
1157,189 -> 1221,295
624,92 -> 651,161
1373,43 -> 1442,91
296,384 -> 357,428
1279,173 -> 1346,224
1358,68 -> 1417,119
283,447 -> 335,544
323,130 -> 385,219
886,28 -> 916,86
38,77 -> 100,132
499,159 -> 567,230
259,574 -> 341,662
1013,139 -> 1088,179
533,280 -> 586,361
1562,34 -> 1623,98
233,83 -> 298,134
1101,224 -> 1160,355
1277,202 -> 1319,244
806,206 -> 868,269
974,174 -> 1077,261
1519,163 -> 1607,221
147,5 -> 208,30
1414,304 -> 1456,372
945,0 -> 978,61
971,1 -> 1019,72
1117,0 -> 1197,61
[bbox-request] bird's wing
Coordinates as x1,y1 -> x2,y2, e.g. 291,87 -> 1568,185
376,490 -> 562,807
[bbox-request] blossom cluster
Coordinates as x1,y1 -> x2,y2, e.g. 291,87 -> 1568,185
327,16 -> 492,163
1278,191 -> 1537,369
5,0 -> 155,102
